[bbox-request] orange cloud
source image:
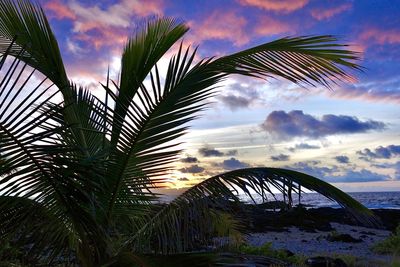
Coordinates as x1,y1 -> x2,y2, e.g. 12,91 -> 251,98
44,0 -> 76,20
254,16 -> 292,36
190,10 -> 249,47
238,0 -> 309,13
310,3 -> 352,20
359,28 -> 400,45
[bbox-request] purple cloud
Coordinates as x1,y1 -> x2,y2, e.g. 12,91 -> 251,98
334,155 -> 350,164
286,161 -> 390,182
181,156 -> 199,163
216,157 -> 250,170
357,145 -> 400,160
219,95 -> 252,110
271,154 -> 290,161
198,147 -> 238,157
261,110 -> 385,140
179,165 -> 205,174
288,142 -> 320,152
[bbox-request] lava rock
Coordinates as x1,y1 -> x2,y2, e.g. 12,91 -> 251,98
305,256 -> 348,267
326,233 -> 362,243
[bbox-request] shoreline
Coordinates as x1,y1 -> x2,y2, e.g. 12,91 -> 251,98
246,222 -> 395,263
237,206 -> 400,264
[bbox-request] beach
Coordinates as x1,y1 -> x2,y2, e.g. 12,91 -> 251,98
233,206 -> 400,265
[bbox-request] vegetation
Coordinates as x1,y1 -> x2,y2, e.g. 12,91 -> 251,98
0,0 -> 377,266
237,242 -> 306,265
373,225 -> 400,255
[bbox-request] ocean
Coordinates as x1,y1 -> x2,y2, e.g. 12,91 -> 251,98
241,191 -> 400,209
300,191 -> 400,209
161,190 -> 400,209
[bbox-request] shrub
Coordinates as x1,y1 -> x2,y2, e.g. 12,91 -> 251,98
372,225 -> 400,255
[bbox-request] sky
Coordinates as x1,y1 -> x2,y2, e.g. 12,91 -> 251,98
39,0 -> 400,192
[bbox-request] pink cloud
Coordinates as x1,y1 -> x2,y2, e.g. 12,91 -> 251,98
190,10 -> 249,47
254,16 -> 292,36
238,0 -> 309,13
74,27 -> 128,51
44,0 -> 76,20
330,84 -> 400,104
45,0 -> 164,49
359,28 -> 400,45
310,3 -> 352,20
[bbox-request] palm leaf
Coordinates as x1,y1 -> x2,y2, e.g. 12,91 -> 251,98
111,18 -> 189,146
0,42 -> 109,265
104,44 -> 226,220
212,35 -> 360,87
0,0 -> 68,91
128,168 -> 378,254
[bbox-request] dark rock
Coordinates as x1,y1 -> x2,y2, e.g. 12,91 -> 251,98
305,256 -> 348,267
300,227 -> 317,233
360,231 -> 376,235
241,205 -> 400,233
326,233 -> 362,243
333,258 -> 348,267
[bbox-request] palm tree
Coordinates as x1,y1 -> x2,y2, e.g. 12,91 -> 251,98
0,0 -> 377,266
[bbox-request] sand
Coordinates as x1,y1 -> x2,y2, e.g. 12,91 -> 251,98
245,222 -> 395,262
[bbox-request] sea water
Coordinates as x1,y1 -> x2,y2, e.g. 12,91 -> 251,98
242,191 -> 400,209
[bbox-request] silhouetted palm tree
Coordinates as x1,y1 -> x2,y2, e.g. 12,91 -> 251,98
0,0 -> 375,266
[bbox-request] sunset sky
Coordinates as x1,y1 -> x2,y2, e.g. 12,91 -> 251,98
40,0 -> 400,192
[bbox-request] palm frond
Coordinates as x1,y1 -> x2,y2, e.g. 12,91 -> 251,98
128,168 -> 378,254
0,0 -> 68,90
0,42 -> 109,265
104,44 -> 226,220
111,18 -> 189,145
212,35 -> 361,87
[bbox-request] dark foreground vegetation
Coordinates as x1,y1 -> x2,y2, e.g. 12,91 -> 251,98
1,206 -> 399,266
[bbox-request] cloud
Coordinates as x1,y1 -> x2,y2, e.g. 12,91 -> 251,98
310,3 -> 352,20
286,161 -> 337,178
288,143 -> 320,152
66,38 -> 87,55
261,110 -> 385,140
271,154 -> 290,161
226,150 -> 238,156
219,95 -> 252,110
330,81 -> 400,104
198,147 -> 238,157
217,157 -> 250,170
357,145 -> 400,160
45,0 -> 164,49
219,81 -> 263,111
326,170 -> 390,183
44,0 -> 76,20
238,0 -> 309,13
253,16 -> 292,36
180,156 -> 199,163
190,10 -> 249,46
198,147 -> 224,157
359,27 -> 400,46
334,155 -> 350,164
286,161 -> 390,183
179,165 -> 205,174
